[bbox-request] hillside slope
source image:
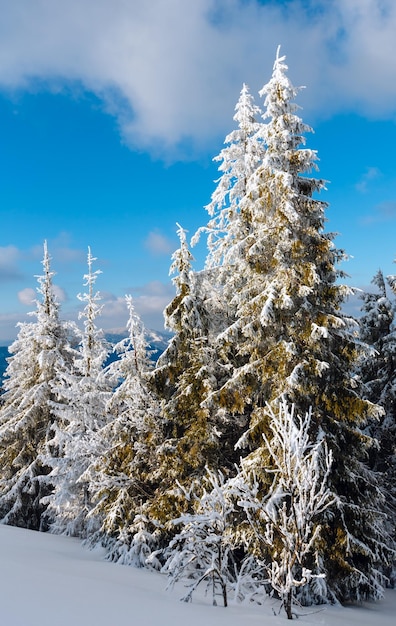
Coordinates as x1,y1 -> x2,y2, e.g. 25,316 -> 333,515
0,524 -> 395,626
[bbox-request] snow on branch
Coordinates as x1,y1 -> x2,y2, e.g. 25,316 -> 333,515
231,399 -> 335,619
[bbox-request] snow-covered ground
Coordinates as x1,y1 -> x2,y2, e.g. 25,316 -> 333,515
1,524 -> 395,626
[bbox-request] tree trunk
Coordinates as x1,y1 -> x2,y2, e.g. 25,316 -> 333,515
221,579 -> 228,607
285,589 -> 293,620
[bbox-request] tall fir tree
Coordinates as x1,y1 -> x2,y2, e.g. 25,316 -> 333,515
150,225 -> 233,527
358,269 -> 396,439
0,242 -> 76,530
43,248 -> 112,538
85,295 -> 162,565
357,269 -> 396,582
199,49 -> 392,601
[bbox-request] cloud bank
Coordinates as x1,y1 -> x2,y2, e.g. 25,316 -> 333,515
1,0 -> 396,157
93,282 -> 174,332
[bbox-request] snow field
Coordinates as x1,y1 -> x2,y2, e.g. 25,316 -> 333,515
1,524 -> 395,626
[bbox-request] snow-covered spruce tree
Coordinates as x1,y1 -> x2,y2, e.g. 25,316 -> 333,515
192,82 -> 264,276
85,295 -> 162,566
357,270 -> 396,452
357,269 -> 396,581
162,468 -> 236,607
163,468 -> 267,606
149,225 -> 233,528
205,49 -> 392,601
0,242 -> 76,530
232,401 -> 334,619
43,248 -> 113,538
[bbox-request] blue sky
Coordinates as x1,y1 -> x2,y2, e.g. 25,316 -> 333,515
0,0 -> 396,343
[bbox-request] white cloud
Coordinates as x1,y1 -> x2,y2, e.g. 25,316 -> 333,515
1,1 -> 396,156
18,287 -> 36,306
144,231 -> 175,256
133,281 -> 175,330
98,281 -> 174,331
17,284 -> 66,306
53,285 -> 67,302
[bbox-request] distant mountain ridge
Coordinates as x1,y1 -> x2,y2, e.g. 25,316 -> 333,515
0,329 -> 172,385
104,328 -> 171,355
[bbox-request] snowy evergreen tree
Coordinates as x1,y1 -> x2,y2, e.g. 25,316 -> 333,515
192,83 -> 264,274
43,248 -> 112,538
231,401 -> 334,619
357,269 -> 396,582
0,242 -> 76,530
85,295 -> 162,565
150,225 -> 237,528
199,49 -> 392,601
162,468 -> 236,606
358,270 -> 396,444
147,227 -> 226,523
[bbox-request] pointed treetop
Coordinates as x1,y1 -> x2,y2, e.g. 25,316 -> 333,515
175,222 -> 188,246
36,240 -> 54,283
372,268 -> 387,296
35,240 -> 59,319
77,247 -> 108,376
259,46 -> 304,124
43,239 -> 49,268
124,294 -> 151,375
78,247 -> 103,307
192,81 -> 264,269
85,246 -> 102,286
256,47 -> 317,181
79,247 -> 103,307
274,44 -> 284,67
169,224 -> 194,287
233,83 -> 262,131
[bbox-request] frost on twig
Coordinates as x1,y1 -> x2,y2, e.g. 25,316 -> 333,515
232,399 -> 334,619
